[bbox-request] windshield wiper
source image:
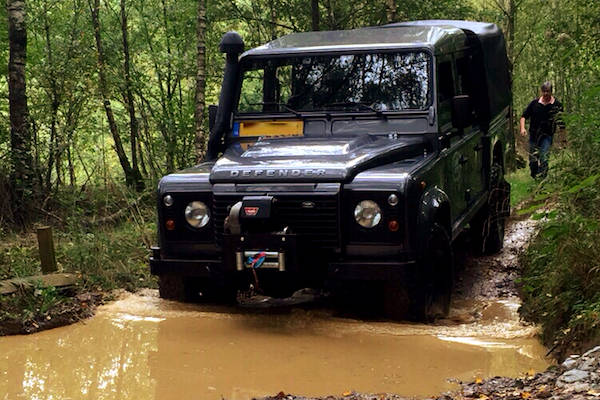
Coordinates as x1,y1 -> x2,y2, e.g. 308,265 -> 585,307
247,102 -> 302,117
324,102 -> 385,118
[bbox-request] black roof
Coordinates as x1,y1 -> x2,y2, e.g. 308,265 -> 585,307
241,25 -> 466,57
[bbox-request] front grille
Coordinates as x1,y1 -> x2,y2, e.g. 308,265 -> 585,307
213,193 -> 340,249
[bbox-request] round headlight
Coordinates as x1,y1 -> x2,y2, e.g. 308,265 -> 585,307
163,194 -> 174,207
354,200 -> 382,228
185,201 -> 210,228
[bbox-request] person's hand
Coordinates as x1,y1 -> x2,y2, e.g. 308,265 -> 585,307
520,128 -> 527,137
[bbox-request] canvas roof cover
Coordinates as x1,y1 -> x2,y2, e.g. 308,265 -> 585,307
388,20 -> 511,125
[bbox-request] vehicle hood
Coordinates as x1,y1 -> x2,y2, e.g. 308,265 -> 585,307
209,135 -> 425,183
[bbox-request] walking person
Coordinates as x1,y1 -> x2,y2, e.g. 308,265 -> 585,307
520,82 -> 564,179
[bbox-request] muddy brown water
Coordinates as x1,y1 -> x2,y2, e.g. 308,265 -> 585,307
0,291 -> 549,400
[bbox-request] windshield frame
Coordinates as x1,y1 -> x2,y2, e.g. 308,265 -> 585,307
234,47 -> 434,117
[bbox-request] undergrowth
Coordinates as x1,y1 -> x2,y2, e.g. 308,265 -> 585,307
0,183 -> 158,330
519,84 -> 600,359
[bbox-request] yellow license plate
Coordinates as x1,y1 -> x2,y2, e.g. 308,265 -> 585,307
238,120 -> 304,138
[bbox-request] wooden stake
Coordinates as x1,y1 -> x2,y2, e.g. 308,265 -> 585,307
37,226 -> 57,274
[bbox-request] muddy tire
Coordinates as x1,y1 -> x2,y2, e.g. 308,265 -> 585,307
412,223 -> 454,322
383,283 -> 410,320
158,274 -> 191,301
471,163 -> 510,255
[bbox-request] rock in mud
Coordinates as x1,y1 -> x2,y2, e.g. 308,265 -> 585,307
557,369 -> 589,385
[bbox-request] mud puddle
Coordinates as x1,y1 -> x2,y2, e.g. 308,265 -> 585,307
0,294 -> 548,400
0,219 -> 549,400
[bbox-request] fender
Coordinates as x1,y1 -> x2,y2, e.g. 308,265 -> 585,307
416,186 -> 451,254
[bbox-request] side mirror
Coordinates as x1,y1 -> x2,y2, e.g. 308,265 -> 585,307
208,104 -> 218,133
451,95 -> 473,130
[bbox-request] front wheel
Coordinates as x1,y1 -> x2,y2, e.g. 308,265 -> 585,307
412,223 -> 454,321
158,274 -> 190,301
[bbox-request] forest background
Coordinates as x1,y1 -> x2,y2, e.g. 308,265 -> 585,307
0,0 -> 599,356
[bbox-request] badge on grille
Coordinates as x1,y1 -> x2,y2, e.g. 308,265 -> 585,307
244,206 -> 259,216
301,201 -> 315,209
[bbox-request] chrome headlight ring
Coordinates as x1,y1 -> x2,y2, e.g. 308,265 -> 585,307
184,201 -> 210,229
354,200 -> 382,228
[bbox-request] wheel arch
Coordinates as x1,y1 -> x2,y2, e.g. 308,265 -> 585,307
417,186 -> 452,251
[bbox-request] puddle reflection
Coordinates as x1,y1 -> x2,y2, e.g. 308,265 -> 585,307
0,294 -> 550,400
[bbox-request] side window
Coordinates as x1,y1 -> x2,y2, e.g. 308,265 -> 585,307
437,60 -> 455,127
455,56 -> 471,96
437,61 -> 454,102
456,54 -> 478,124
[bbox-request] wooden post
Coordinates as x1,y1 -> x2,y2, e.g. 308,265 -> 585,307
37,226 -> 57,274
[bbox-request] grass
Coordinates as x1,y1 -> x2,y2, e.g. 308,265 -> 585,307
0,208 -> 156,292
506,167 -> 536,208
517,85 -> 600,359
0,184 -> 158,333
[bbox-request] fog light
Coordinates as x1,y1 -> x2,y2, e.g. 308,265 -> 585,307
165,219 -> 175,231
388,219 -> 399,232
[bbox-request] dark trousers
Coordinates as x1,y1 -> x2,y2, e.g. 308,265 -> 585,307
529,135 -> 552,178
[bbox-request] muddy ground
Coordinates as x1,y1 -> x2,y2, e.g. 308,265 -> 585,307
0,291 -> 103,336
6,216 -> 595,400
253,218 -> 600,400
257,345 -> 600,400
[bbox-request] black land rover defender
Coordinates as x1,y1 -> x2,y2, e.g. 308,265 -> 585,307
150,20 -> 511,320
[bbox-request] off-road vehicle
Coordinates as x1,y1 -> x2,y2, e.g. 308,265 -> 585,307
150,20 -> 511,320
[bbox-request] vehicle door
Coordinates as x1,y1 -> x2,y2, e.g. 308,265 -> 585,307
436,57 -> 466,221
455,52 -> 485,206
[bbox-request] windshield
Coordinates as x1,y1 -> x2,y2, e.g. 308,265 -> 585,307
237,52 -> 432,114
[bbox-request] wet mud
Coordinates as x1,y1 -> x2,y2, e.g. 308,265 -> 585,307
0,219 -> 551,400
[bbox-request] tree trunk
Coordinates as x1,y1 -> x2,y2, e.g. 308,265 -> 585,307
120,0 -> 144,190
326,0 -> 335,30
385,0 -> 397,23
311,0 -> 320,31
89,0 -> 138,189
194,0 -> 207,163
43,4 -> 61,193
7,0 -> 35,221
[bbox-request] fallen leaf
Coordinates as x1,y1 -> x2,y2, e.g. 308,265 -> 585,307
527,368 -> 535,376
479,394 -> 489,400
521,392 -> 531,399
588,389 -> 600,397
475,377 -> 483,384
342,391 -> 352,397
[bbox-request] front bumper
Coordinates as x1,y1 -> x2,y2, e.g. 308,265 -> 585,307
150,246 -> 417,282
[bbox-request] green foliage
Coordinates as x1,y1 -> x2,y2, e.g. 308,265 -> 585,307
0,185 -> 157,293
520,81 -> 600,356
56,219 -> 156,292
0,282 -> 64,323
506,168 -> 536,207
